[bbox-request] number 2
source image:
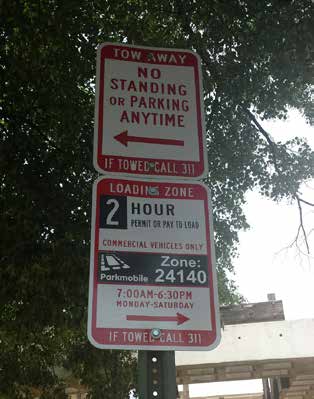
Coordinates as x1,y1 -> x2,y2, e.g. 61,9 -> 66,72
106,198 -> 119,225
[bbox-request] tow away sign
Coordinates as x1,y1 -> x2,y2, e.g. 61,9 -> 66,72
87,177 -> 220,350
94,43 -> 208,179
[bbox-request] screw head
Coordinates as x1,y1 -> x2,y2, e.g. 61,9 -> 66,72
151,328 -> 161,339
148,161 -> 155,170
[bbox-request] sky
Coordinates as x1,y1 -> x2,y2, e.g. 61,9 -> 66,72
180,110 -> 314,397
235,110 -> 314,320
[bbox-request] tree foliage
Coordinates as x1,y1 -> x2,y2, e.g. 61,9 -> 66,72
1,0 -> 313,397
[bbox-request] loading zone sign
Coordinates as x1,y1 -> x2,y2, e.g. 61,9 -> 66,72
88,177 -> 220,350
93,43 -> 208,179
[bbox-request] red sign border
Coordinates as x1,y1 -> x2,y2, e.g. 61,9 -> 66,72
93,43 -> 208,180
87,177 -> 221,351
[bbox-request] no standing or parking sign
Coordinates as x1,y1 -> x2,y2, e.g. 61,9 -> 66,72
87,177 -> 220,350
94,43 -> 208,179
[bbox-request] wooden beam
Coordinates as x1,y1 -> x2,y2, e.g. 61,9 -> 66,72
292,381 -> 314,386
225,365 -> 254,373
286,391 -> 308,396
186,367 -> 215,375
261,370 -> 289,377
288,387 -> 311,392
296,375 -> 314,381
263,363 -> 292,370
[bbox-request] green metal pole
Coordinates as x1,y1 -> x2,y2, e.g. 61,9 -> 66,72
138,351 -> 177,399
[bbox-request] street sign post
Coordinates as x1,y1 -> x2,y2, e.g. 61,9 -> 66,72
88,177 -> 220,350
94,43 -> 208,179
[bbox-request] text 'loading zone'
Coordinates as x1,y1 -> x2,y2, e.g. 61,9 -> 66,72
88,178 -> 220,350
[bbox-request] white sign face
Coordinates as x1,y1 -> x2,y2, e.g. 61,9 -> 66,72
88,177 -> 220,351
94,43 -> 208,179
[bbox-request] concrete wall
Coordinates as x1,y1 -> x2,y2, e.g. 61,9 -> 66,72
176,319 -> 314,365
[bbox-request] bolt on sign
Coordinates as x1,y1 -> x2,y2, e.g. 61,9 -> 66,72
87,177 -> 220,350
94,43 -> 208,179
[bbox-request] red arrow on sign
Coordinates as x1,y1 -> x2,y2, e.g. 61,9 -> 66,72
114,130 -> 185,147
126,312 -> 189,325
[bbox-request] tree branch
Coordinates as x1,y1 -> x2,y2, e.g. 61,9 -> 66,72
298,197 -> 314,207
242,107 -> 313,255
295,194 -> 310,254
241,107 -> 279,170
